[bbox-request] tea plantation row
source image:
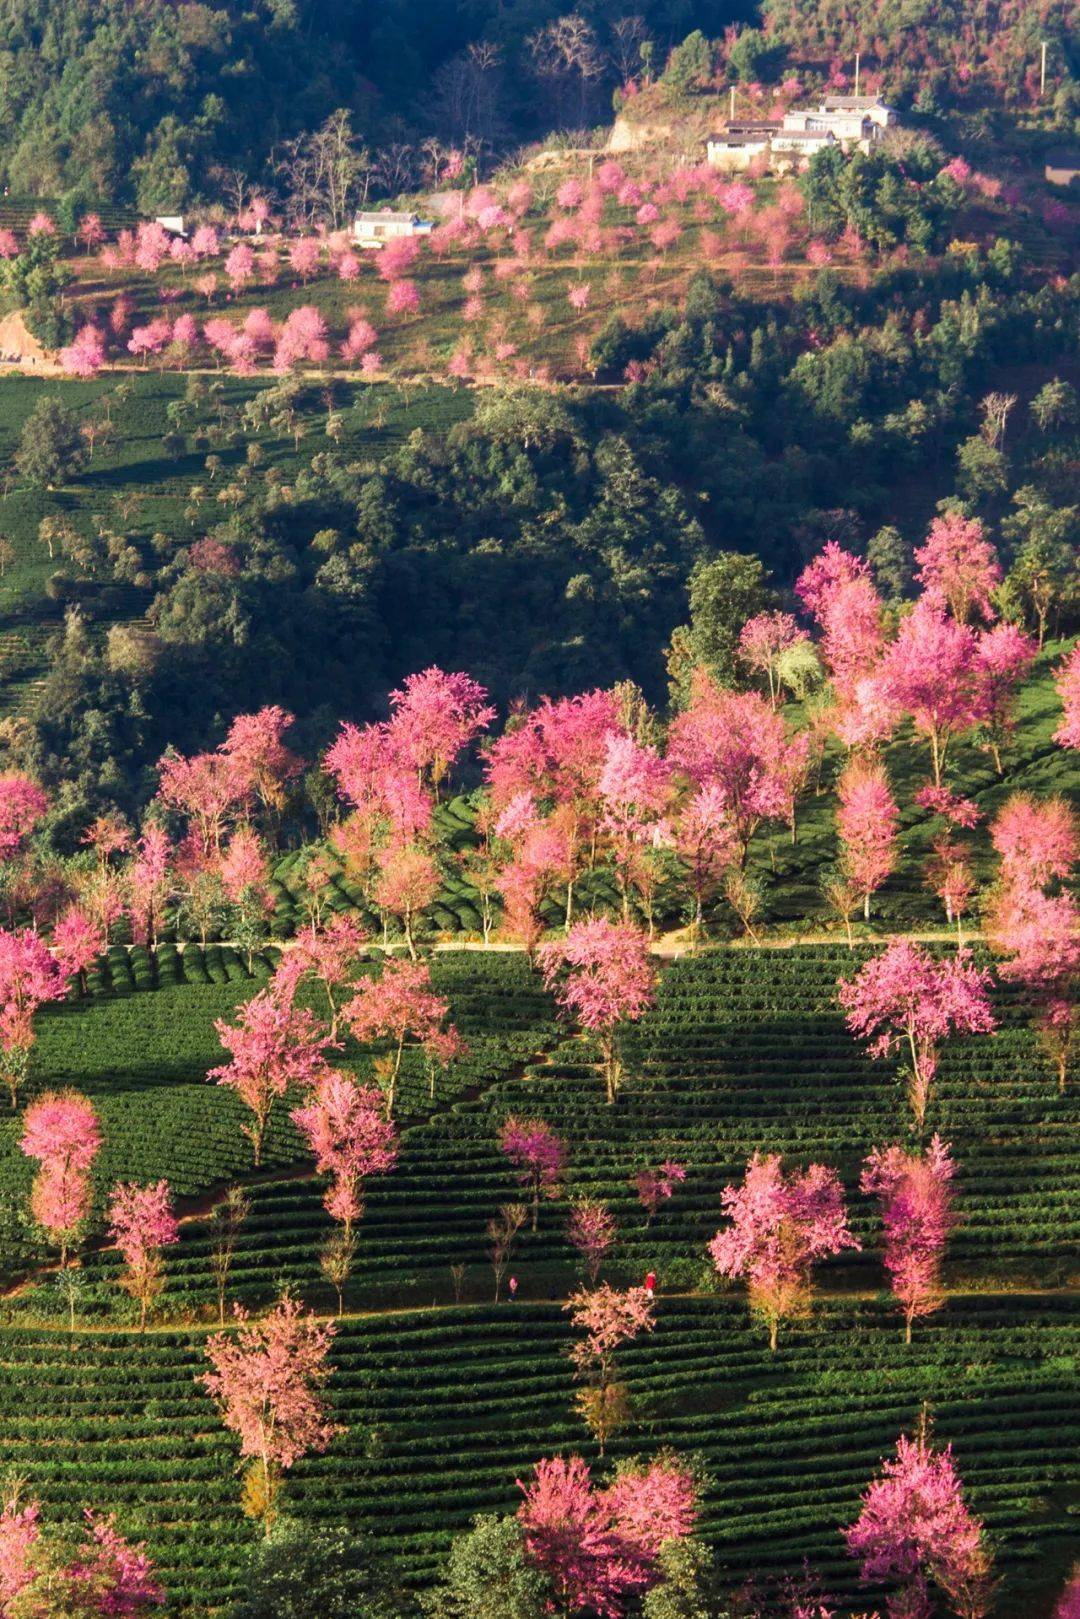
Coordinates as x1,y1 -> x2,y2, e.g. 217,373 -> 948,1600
0,1295 -> 1072,1617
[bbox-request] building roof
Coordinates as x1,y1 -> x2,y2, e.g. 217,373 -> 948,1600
725,119 -> 781,135
355,210 -> 421,225
774,128 -> 836,143
707,133 -> 770,148
820,94 -> 891,110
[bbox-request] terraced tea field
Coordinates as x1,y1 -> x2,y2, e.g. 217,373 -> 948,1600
0,944 -> 1074,1615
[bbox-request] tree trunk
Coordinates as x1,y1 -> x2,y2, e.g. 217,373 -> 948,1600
769,1317 -> 778,1352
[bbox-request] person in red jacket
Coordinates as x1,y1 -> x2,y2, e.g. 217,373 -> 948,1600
644,1270 -> 656,1299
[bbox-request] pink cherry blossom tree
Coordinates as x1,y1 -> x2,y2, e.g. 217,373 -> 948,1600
0,928 -> 69,1107
878,603 -> 989,785
0,773 -> 48,860
372,841 -> 441,959
796,544 -> 886,735
492,689 -> 621,930
914,513 -> 1001,624
517,1453 -> 696,1614
210,982 -> 336,1164
839,940 -> 995,1129
738,610 -> 810,708
291,1071 -> 398,1239
708,1151 -> 859,1350
127,825 -> 173,949
567,1198 -> 617,1283
1054,643 -> 1080,749
276,916 -> 369,1036
835,757 -> 900,923
201,1293 -> 340,1529
598,733 -> 672,923
21,1089 -> 101,1267
343,957 -> 460,1118
51,905 -> 104,997
107,1179 -> 180,1330
387,667 -> 495,794
633,1160 -> 686,1226
667,674 -> 803,866
846,1429 -> 995,1619
499,1115 -> 566,1230
60,324 -> 108,378
566,1282 -> 655,1454
986,795 -> 1079,1092
539,918 -> 655,1104
0,1492 -> 164,1616
974,622 -> 1036,773
1055,1570 -> 1080,1619
861,1136 -> 957,1343
674,782 -> 736,947
220,706 -> 302,827
157,748 -> 249,857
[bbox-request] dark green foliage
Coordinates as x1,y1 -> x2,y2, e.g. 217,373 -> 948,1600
15,395 -> 85,489
666,552 -> 773,701
428,1515 -> 550,1619
229,1518 -> 404,1619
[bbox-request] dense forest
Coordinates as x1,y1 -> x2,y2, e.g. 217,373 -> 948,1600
0,0 -> 754,210
8,253 -> 1076,841
0,0 -> 1075,210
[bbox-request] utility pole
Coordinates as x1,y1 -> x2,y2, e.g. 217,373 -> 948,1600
730,84 -> 736,121
1040,40 -> 1047,99
854,52 -> 861,96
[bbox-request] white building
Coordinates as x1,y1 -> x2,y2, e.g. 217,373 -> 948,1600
155,214 -> 186,238
353,211 -> 433,248
820,94 -> 897,129
705,96 -> 896,172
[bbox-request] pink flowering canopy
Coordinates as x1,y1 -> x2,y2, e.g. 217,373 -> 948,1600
291,1070 -> 398,1231
835,758 -> 900,918
839,939 -> 995,1128
861,1135 -> 957,1341
517,1453 -> 696,1618
201,1293 -> 341,1475
210,981 -> 336,1163
877,602 -> 989,784
539,918 -> 655,1103
0,1495 -> 164,1615
499,1115 -> 566,1228
709,1151 -> 858,1348
0,773 -> 48,860
634,1159 -> 687,1223
846,1430 -> 994,1619
914,512 -> 1001,624
667,675 -> 800,858
0,928 -> 70,1095
108,1179 -> 179,1272
1054,643 -> 1080,749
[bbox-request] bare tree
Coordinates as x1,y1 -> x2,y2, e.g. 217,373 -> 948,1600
980,391 -> 1018,451
214,167 -> 253,222
433,41 -> 506,148
274,109 -> 371,228
371,142 -> 418,199
527,14 -> 605,128
610,16 -> 651,85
